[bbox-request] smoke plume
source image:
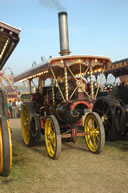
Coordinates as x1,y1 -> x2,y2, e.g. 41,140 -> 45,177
39,0 -> 66,11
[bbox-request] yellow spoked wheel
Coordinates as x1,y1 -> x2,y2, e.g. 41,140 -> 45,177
21,104 -> 31,146
0,117 -> 12,177
84,112 -> 105,153
21,103 -> 40,147
45,115 -> 61,159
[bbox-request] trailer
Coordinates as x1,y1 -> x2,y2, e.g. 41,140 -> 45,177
0,22 -> 20,176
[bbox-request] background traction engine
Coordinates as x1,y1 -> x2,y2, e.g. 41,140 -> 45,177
14,54 -> 112,159
93,58 -> 128,140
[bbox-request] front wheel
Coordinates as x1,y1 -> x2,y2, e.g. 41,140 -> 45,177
45,115 -> 61,159
84,112 -> 105,154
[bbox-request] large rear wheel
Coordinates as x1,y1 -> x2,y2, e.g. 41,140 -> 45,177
0,117 -> 12,177
93,95 -> 121,140
84,112 -> 105,153
45,115 -> 61,159
21,103 -> 40,146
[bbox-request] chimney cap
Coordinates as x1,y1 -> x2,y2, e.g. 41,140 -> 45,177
58,12 -> 67,16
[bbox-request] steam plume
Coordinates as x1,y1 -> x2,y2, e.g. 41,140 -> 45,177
39,0 -> 66,11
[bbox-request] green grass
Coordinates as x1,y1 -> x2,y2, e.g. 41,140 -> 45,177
0,124 -> 128,193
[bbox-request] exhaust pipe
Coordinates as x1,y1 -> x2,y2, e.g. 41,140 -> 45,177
58,12 -> 71,56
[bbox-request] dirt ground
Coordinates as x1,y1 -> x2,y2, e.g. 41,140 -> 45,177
0,118 -> 128,193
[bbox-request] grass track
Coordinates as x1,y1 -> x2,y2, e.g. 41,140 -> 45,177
0,119 -> 128,193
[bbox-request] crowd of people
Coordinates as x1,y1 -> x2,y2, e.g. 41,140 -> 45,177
8,99 -> 22,118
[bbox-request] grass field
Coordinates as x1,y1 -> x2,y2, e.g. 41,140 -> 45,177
0,119 -> 128,193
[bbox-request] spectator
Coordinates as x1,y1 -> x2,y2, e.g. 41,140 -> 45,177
12,99 -> 17,118
8,100 -> 12,118
17,99 -> 22,118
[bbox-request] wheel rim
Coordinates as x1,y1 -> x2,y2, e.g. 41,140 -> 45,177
0,119 -> 12,176
7,120 -> 12,173
84,113 -> 101,152
0,123 -> 3,174
45,118 -> 56,158
21,105 -> 30,145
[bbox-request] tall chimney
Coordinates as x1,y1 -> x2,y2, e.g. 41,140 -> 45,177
58,12 -> 71,56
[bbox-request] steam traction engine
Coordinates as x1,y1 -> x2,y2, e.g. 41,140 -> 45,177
14,12 -> 112,159
14,55 -> 112,158
0,22 -> 20,176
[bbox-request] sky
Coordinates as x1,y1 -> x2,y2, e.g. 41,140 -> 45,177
0,0 -> 128,75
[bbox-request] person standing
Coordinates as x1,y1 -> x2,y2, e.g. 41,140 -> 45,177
8,100 -> 12,118
17,99 -> 22,118
12,99 -> 17,118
